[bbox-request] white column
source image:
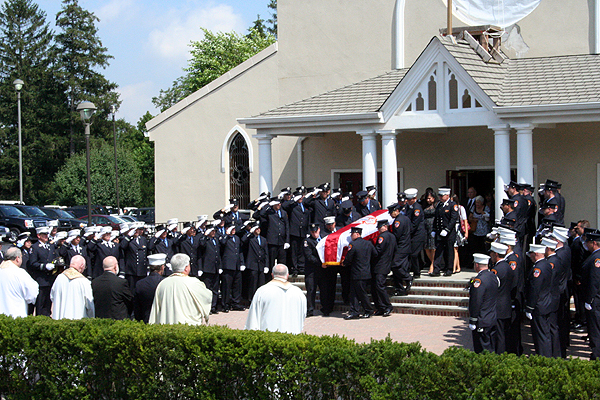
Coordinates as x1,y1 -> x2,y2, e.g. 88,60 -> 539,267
490,125 -> 511,220
357,131 -> 378,190
514,123 -> 535,186
296,137 -> 306,186
255,133 -> 274,194
594,0 -> 600,54
379,130 -> 398,208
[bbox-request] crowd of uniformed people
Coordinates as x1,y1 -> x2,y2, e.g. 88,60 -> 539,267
4,177 -> 600,359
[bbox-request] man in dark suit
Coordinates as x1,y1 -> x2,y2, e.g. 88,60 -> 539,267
304,182 -> 335,227
175,222 -> 200,276
148,225 -> 175,268
92,256 -> 133,320
489,242 -> 514,354
469,253 -> 500,354
405,188 -> 426,278
120,223 -> 149,291
389,203 -> 413,294
303,223 -> 322,317
220,225 -> 246,312
133,253 -> 165,323
432,187 -> 458,277
59,230 -> 91,277
198,226 -> 222,314
336,199 -> 360,228
258,197 -> 290,276
28,226 -> 58,316
355,190 -> 381,217
284,187 -> 311,276
88,226 -> 121,279
373,220 -> 395,316
343,226 -> 377,319
243,223 -> 269,300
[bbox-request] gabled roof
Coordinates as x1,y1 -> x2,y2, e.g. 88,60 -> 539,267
258,69 -> 408,117
243,36 -> 600,123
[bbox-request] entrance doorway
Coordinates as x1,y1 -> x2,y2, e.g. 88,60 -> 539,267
338,171 -> 402,205
446,169 -> 516,205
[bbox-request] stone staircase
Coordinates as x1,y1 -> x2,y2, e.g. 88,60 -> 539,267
289,270 -> 476,317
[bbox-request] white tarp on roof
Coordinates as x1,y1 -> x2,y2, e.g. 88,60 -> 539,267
441,0 -> 541,28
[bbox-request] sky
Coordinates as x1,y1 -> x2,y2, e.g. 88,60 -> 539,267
36,0 -> 273,124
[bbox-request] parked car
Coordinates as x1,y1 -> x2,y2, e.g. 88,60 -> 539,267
128,207 -> 155,224
65,205 -> 110,219
0,205 -> 48,241
39,207 -> 87,230
0,225 -> 9,241
117,215 -> 138,223
77,214 -> 128,231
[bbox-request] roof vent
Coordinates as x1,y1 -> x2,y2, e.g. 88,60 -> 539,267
440,25 -> 506,63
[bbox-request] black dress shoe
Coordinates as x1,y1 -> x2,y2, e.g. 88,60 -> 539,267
344,313 -> 360,320
373,309 -> 385,316
405,281 -> 412,292
383,309 -> 392,317
232,305 -> 246,311
210,309 -> 218,315
321,311 -> 330,316
429,272 -> 440,277
395,288 -> 408,296
306,310 -> 314,317
413,273 -> 421,278
443,271 -> 453,276
360,312 -> 373,319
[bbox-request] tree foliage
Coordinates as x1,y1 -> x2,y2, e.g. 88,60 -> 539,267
152,25 -> 276,112
53,139 -> 142,207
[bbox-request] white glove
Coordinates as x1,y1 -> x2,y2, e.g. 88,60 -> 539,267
198,270 -> 203,277
430,232 -> 436,238
128,230 -> 135,237
283,243 -> 290,250
218,269 -> 223,274
154,231 -> 161,238
440,230 -> 448,237
586,302 -> 592,311
45,263 -> 55,271
525,312 -> 533,320
263,267 -> 269,274
166,263 -> 171,270
240,265 -> 246,271
468,324 -> 476,331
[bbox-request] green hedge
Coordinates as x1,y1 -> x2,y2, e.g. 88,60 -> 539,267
0,316 -> 599,399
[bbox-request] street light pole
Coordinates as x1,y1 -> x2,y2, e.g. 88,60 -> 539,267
76,101 -> 97,228
111,105 -> 120,213
13,79 -> 24,204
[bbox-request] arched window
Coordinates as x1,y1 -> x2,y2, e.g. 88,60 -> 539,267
229,132 -> 250,207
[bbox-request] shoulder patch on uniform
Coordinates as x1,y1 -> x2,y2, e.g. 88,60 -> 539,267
414,209 -> 420,217
533,268 -> 541,278
394,221 -> 400,228
549,263 -> 554,269
514,200 -> 519,207
453,204 -> 458,211
473,278 -> 481,288
491,269 -> 498,275
445,209 -> 450,213
509,261 -> 517,271
377,236 -> 384,244
348,244 -> 353,250
527,200 -> 531,206
595,259 -> 600,268
304,241 -> 308,247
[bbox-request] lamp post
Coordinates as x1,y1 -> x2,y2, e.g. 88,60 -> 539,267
111,105 -> 120,213
13,79 -> 24,204
76,101 -> 97,227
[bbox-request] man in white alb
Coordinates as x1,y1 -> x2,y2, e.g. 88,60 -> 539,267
149,253 -> 212,325
0,247 -> 39,318
50,255 -> 95,319
245,264 -> 307,334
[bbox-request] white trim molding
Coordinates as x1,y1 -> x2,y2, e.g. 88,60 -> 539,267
220,125 -> 254,173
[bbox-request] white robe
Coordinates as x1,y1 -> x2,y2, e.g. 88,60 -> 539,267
245,278 -> 307,334
0,260 -> 39,318
149,273 -> 212,325
50,268 -> 95,320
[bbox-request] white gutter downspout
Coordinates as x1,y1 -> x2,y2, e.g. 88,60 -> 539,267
391,0 -> 405,69
297,137 -> 306,186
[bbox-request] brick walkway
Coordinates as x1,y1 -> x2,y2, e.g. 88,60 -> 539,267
209,309 -> 591,357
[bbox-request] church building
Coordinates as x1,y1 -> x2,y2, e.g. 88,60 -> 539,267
147,0 -> 600,227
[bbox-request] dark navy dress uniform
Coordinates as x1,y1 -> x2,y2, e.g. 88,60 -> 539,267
120,235 -> 149,291
373,230 -> 395,313
491,258 -> 514,354
303,234 -> 322,315
28,240 -> 58,316
355,199 -> 381,218
286,201 -> 311,274
406,201 -> 426,277
553,245 -> 572,358
433,199 -> 458,275
176,234 -> 200,276
259,206 -> 290,274
526,257 -> 559,357
583,247 -> 600,360
304,194 -> 335,227
88,240 -> 121,279
198,235 -> 222,313
343,237 -> 377,317
220,234 -> 245,311
505,249 -> 524,355
133,271 -> 164,323
59,243 -> 91,277
390,213 -> 413,289
243,233 -> 269,300
469,269 -> 499,353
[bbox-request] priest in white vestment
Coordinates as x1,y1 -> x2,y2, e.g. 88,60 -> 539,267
149,253 -> 212,325
0,247 -> 38,318
50,255 -> 95,319
245,264 -> 307,334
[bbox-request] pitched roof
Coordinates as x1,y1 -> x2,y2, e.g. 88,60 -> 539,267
249,36 -> 600,120
258,69 -> 407,117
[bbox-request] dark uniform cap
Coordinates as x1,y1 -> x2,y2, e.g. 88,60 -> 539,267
387,203 -> 400,212
501,198 -> 516,206
269,196 -> 282,205
585,231 -> 600,242
544,179 -> 560,190
309,223 -> 320,232
357,190 -> 368,200
318,182 -> 331,191
377,220 -> 389,228
366,185 -> 377,192
295,185 -> 306,194
341,200 -> 354,210
508,180 -> 521,189
280,187 -> 291,194
397,193 -> 407,202
350,227 -> 362,234
229,198 -> 239,206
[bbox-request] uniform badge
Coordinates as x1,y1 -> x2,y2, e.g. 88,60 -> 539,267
509,261 -> 517,271
595,259 -> 600,268
394,221 -> 400,228
304,241 -> 308,247
528,200 -> 531,206
453,205 -> 458,211
514,200 -> 519,207
377,237 -> 384,244
473,278 -> 481,288
414,210 -> 420,217
533,268 -> 541,278
445,209 -> 449,213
